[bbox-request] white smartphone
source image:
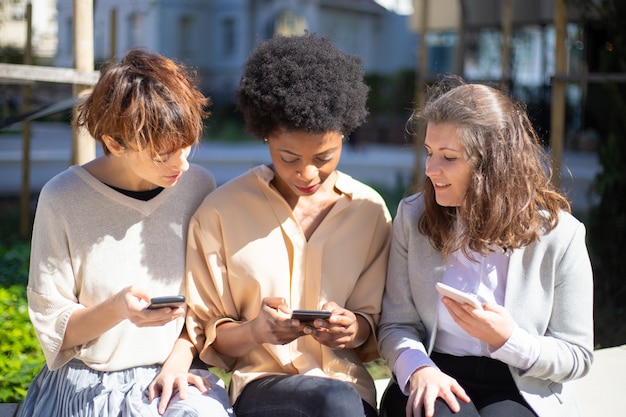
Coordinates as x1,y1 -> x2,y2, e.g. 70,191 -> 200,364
435,282 -> 483,309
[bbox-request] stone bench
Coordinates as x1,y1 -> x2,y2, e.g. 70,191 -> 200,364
374,344 -> 625,416
2,345 -> 623,417
0,404 -> 20,417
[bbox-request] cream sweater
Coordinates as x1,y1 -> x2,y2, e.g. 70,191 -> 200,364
27,164 -> 215,371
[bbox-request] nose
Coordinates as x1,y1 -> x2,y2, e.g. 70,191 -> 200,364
298,164 -> 319,181
424,157 -> 438,178
170,148 -> 190,172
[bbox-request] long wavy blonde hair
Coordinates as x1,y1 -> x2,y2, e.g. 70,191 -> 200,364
412,80 -> 570,258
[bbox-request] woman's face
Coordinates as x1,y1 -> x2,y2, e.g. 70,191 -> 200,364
123,146 -> 192,190
424,122 -> 472,207
267,129 -> 343,200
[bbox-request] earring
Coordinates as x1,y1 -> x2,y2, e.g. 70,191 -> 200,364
263,138 -> 268,143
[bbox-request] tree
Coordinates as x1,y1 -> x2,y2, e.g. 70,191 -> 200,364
572,0 -> 626,347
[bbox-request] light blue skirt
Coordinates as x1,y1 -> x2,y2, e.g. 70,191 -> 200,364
18,360 -> 234,417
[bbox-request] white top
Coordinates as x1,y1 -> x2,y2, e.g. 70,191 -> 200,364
27,164 -> 215,371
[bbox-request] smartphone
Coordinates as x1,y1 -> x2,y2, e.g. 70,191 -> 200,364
435,283 -> 483,309
291,309 -> 332,322
147,295 -> 186,309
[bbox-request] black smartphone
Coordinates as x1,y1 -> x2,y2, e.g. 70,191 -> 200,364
291,309 -> 332,322
147,295 -> 186,309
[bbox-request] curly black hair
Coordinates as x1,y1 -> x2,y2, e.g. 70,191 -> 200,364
236,33 -> 369,139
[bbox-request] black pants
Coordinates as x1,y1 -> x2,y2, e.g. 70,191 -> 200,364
379,353 -> 538,417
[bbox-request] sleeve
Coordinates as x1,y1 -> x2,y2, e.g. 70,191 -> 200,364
490,325 -> 541,370
27,185 -> 84,370
185,205 -> 238,371
377,198 -> 433,380
519,218 -> 594,382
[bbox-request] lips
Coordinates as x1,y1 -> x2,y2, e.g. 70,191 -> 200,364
166,173 -> 182,182
295,183 -> 320,194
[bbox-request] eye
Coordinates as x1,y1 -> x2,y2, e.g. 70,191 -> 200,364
316,153 -> 335,163
153,153 -> 171,163
280,155 -> 300,163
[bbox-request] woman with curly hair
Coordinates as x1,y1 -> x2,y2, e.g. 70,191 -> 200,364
152,34 -> 391,417
377,80 -> 593,417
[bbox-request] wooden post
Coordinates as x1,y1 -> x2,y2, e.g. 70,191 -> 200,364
500,0 -> 513,92
110,8 -> 117,60
550,0 -> 567,189
412,0 -> 429,188
454,0 -> 466,76
19,2 -> 33,241
71,0 -> 95,165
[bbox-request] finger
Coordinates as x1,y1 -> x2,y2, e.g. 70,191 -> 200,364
422,391 -> 437,417
406,392 -> 421,417
440,390 -> 460,413
177,377 -> 188,400
188,374 -> 208,393
451,382 -> 471,403
263,297 -> 287,310
147,381 -> 160,402
158,384 -> 173,415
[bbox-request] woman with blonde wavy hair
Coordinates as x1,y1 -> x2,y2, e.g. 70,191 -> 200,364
377,79 -> 593,417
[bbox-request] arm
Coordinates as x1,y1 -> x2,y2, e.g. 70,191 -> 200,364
62,286 -> 184,350
518,217 -> 594,382
212,297 -> 301,357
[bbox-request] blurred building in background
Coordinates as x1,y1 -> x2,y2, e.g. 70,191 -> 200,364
0,0 -> 57,62
54,0 -> 418,104
1,0 -> 596,145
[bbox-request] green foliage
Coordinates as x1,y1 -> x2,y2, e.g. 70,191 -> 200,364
204,105 -> 255,142
0,46 -> 24,64
0,285 -> 45,402
0,236 -> 40,402
365,70 -> 416,116
0,242 -> 30,287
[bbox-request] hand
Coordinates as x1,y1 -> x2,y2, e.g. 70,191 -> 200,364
149,367 -> 211,415
441,297 -> 515,348
302,302 -> 362,349
406,366 -> 470,417
250,297 -> 301,346
116,286 -> 185,328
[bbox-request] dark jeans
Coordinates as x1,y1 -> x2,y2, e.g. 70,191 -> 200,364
234,374 -> 378,417
379,353 -> 538,417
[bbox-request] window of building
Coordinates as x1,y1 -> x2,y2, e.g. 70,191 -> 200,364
274,10 -> 307,36
221,17 -> 235,56
179,15 -> 193,60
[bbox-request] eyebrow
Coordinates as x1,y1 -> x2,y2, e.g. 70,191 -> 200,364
278,147 -> 339,157
424,143 -> 463,152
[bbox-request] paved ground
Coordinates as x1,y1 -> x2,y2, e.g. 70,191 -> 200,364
374,344 -> 626,416
0,122 -> 601,216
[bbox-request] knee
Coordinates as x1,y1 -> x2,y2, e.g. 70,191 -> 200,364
310,379 -> 363,416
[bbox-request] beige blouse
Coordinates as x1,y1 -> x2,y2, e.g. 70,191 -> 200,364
185,165 -> 391,407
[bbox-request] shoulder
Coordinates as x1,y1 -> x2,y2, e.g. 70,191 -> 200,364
335,171 -> 388,207
195,168 -> 259,209
396,193 -> 425,221
38,166 -> 87,203
542,210 -> 586,241
182,164 -> 217,190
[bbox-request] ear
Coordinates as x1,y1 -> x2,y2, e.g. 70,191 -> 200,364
102,135 -> 125,156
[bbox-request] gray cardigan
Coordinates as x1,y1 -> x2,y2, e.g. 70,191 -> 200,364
377,195 -> 594,417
